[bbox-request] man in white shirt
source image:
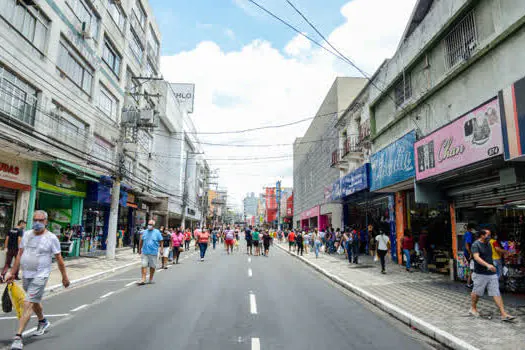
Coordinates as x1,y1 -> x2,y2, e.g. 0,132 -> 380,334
375,230 -> 391,274
5,210 -> 70,350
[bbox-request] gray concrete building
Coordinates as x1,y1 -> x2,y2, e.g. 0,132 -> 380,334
243,192 -> 258,217
293,77 -> 366,230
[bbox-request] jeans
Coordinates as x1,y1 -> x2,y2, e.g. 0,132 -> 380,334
173,247 -> 181,263
314,241 -> 321,257
185,241 -> 190,250
352,244 -> 359,264
378,249 -> 387,271
133,239 -> 140,253
403,249 -> 411,269
199,243 -> 208,259
212,239 -> 217,249
297,243 -> 304,256
346,241 -> 353,263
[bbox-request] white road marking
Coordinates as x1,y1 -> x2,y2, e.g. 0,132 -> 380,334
157,268 -> 164,273
0,314 -> 69,321
22,327 -> 37,336
250,293 -> 257,314
100,291 -> 115,299
71,304 -> 89,312
248,268 -> 252,277
251,337 -> 261,350
126,281 -> 137,287
248,257 -> 251,263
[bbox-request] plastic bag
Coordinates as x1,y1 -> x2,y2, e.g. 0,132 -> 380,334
2,285 -> 12,313
8,283 -> 25,319
337,246 -> 344,255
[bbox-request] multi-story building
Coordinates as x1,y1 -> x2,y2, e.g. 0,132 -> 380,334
293,77 -> 366,230
243,192 -> 258,217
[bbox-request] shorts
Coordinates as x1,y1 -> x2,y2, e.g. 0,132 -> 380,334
263,243 -> 270,250
246,240 -> 252,247
162,247 -> 170,258
253,241 -> 259,247
289,241 -> 295,248
225,239 -> 234,246
141,254 -> 157,269
23,277 -> 48,303
472,273 -> 500,297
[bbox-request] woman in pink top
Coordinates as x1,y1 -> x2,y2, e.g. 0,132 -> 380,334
171,230 -> 185,264
196,229 -> 210,262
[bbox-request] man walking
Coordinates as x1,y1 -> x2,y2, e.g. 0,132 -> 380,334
463,223 -> 476,288
470,229 -> 514,321
1,220 -> 26,282
132,226 -> 141,254
138,220 -> 162,285
245,226 -> 253,255
5,211 -> 70,350
288,229 -> 295,252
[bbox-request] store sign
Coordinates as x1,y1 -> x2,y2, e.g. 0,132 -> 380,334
370,131 -> 416,191
300,206 -> 319,220
170,83 -> 195,113
500,76 -> 525,160
37,165 -> 86,197
187,208 -> 196,216
415,98 -> 503,180
0,155 -> 31,186
332,164 -> 370,200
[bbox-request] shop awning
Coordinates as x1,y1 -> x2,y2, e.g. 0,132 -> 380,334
47,160 -> 101,183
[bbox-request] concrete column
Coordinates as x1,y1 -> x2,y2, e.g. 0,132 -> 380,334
395,191 -> 406,265
26,161 -> 39,227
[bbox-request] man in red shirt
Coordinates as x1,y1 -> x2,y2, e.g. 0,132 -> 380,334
288,230 -> 296,252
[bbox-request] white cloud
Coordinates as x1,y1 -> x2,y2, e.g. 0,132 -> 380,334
161,0 -> 417,209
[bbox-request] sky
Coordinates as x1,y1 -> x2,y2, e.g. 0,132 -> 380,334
154,0 -> 418,209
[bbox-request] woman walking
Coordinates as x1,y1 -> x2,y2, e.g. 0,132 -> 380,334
160,229 -> 172,269
313,230 -> 322,258
343,229 -> 353,264
225,228 -> 235,255
171,229 -> 184,264
296,231 -> 304,256
196,228 -> 210,262
375,230 -> 390,274
252,228 -> 260,256
262,230 -> 272,257
401,229 -> 414,272
184,228 -> 191,251
303,230 -> 310,254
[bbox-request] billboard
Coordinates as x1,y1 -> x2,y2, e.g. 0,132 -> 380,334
170,83 -> 195,113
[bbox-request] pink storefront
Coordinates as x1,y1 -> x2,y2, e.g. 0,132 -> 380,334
299,205 -> 330,230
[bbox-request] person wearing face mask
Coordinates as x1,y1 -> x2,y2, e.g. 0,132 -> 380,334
138,220 -> 163,285
5,210 -> 70,350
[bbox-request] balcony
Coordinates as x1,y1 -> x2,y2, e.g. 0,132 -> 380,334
341,136 -> 364,161
0,80 -> 37,126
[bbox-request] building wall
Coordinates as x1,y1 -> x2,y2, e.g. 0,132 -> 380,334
293,77 -> 367,225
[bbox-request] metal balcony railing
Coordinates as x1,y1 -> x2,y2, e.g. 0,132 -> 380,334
0,81 -> 37,126
331,149 -> 339,167
40,112 -> 92,150
343,136 -> 362,155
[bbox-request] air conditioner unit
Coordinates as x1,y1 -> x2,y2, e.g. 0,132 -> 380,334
139,109 -> 155,125
81,22 -> 93,40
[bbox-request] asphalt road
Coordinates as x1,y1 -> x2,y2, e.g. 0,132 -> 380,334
0,244 -> 438,350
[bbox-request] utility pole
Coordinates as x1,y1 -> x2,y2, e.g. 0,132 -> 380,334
181,149 -> 190,231
276,180 -> 282,230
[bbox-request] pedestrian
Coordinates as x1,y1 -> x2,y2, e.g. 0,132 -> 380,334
196,228 -> 210,261
288,229 -> 295,252
138,220 -> 163,285
303,230 -> 310,254
313,230 -> 322,258
5,211 -> 70,350
212,228 -> 218,250
489,231 -> 507,279
262,230 -> 272,257
160,229 -> 172,269
375,229 -> 390,274
1,219 -> 26,282
418,229 -> 429,273
171,229 -> 184,264
296,231 -> 304,256
252,228 -> 260,256
470,229 -> 515,321
351,226 -> 360,264
401,229 -> 414,272
343,228 -> 353,264
245,226 -> 253,255
463,223 -> 476,288
225,228 -> 234,255
184,228 -> 191,251
367,224 -> 377,257
132,226 -> 141,254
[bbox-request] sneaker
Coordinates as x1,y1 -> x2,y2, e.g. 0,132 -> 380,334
200,258 -> 204,262
466,283 -> 473,289
34,319 -> 51,336
10,336 -> 23,349
469,309 -> 480,317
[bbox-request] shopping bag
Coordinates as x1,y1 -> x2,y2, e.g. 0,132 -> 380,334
2,285 -> 12,313
337,246 -> 344,255
8,283 -> 25,319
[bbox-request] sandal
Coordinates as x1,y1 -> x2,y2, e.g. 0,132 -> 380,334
501,315 -> 516,322
137,281 -> 146,286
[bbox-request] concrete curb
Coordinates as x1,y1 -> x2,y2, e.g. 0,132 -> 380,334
276,244 -> 480,350
45,260 -> 141,294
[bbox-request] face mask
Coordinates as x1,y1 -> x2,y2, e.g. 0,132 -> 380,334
33,222 -> 45,231
147,225 -> 153,230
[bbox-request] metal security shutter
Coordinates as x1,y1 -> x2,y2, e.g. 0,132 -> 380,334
0,188 -> 17,201
451,183 -> 525,208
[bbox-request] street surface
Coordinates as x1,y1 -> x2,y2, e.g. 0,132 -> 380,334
0,245 -> 437,350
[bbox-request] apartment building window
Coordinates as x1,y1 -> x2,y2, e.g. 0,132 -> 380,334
129,28 -> 143,64
1,0 -> 50,52
97,84 -> 119,121
138,165 -> 150,186
145,59 -> 156,78
147,27 -> 159,58
50,102 -> 89,144
92,136 -> 114,164
137,129 -> 152,152
66,0 -> 100,39
102,38 -> 121,78
394,72 -> 412,107
133,0 -> 146,29
444,11 -> 477,69
124,155 -> 134,176
0,66 -> 37,125
57,40 -> 94,94
107,0 -> 125,29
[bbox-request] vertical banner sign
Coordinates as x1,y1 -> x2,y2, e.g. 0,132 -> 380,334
388,195 -> 396,261
395,192 -> 405,265
170,83 -> 195,113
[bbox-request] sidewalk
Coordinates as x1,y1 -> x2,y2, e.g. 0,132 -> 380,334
277,243 -> 525,350
45,247 -> 140,293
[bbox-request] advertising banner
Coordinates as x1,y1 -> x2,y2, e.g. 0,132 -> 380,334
300,206 -> 319,220
331,163 -> 370,200
370,131 -> 415,191
415,98 -> 503,181
37,165 -> 87,197
170,83 -> 195,113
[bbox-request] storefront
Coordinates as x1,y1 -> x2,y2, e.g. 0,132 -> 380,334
334,163 -> 370,227
415,97 -> 504,277
299,206 -> 320,230
0,153 -> 32,244
83,176 -> 112,254
370,131 -> 416,262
